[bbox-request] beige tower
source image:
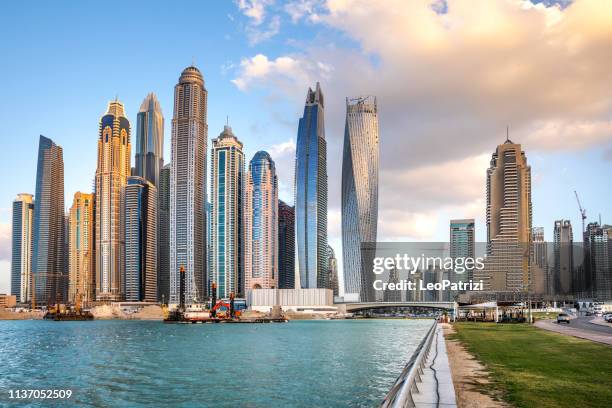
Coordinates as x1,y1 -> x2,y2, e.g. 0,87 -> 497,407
95,100 -> 131,301
69,192 -> 94,304
476,137 -> 532,292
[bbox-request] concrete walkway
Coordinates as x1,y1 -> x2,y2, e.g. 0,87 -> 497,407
412,324 -> 458,408
589,317 -> 612,328
535,319 -> 612,346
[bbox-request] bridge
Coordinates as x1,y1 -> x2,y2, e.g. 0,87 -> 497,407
340,301 -> 456,313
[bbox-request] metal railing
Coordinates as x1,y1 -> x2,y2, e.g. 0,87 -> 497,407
380,320 -> 437,408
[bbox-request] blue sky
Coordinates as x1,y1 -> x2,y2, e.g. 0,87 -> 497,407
1,0 -> 611,294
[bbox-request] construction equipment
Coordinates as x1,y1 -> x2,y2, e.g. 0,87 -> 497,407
574,190 -> 587,234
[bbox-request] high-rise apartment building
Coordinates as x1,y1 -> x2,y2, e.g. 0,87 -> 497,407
475,137 -> 532,292
530,227 -> 547,296
135,93 -> 164,187
32,135 -> 66,306
450,219 -> 475,299
584,222 -> 611,300
327,245 -> 339,297
124,176 -> 157,302
68,192 -> 94,304
95,101 -> 131,301
11,193 -> 34,303
278,200 -> 295,289
211,125 -> 245,298
341,96 -> 379,302
158,164 -> 170,303
295,83 -> 328,289
170,66 -> 207,305
244,151 -> 278,290
553,220 -> 573,297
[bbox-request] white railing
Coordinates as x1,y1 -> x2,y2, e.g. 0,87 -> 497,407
380,320 -> 437,408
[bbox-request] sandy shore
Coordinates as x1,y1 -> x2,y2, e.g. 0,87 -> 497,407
441,323 -> 508,408
0,309 -> 44,320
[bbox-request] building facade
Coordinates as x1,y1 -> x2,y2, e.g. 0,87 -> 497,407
341,96 -> 379,302
244,151 -> 278,290
584,222 -> 611,300
553,220 -> 573,297
11,193 -> 34,303
278,200 -> 295,289
32,135 -> 66,306
135,93 -> 164,187
327,245 -> 339,297
475,137 -> 532,293
211,125 -> 245,298
68,192 -> 94,304
95,101 -> 131,301
158,164 -> 170,303
295,83 -> 328,289
124,177 -> 157,302
170,66 -> 207,304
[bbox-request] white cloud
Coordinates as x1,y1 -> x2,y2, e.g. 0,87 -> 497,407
247,15 -> 281,45
0,223 -> 10,262
237,0 -> 274,25
269,139 -> 297,203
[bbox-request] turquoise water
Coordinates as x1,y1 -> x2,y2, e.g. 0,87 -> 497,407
0,319 -> 433,407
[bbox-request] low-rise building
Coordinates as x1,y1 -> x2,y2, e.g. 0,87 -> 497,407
246,288 -> 335,313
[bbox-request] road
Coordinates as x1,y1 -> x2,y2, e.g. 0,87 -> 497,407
534,316 -> 612,346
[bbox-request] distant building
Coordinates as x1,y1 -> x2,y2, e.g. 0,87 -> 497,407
246,288 -> 335,313
11,193 -> 34,303
341,96 -> 379,302
211,125 -> 245,298
531,227 -> 548,296
295,83 -> 328,289
170,66 -> 207,305
244,152 -> 278,290
95,101 -> 131,301
157,164 -> 170,303
68,192 -> 94,304
327,245 -> 339,297
383,267 -> 401,302
278,200 -> 295,289
450,219 -> 475,284
134,93 -> 164,187
584,222 -> 611,300
0,294 -> 17,308
553,220 -> 573,297
124,177 -> 158,302
32,135 -> 66,306
475,137 -> 532,293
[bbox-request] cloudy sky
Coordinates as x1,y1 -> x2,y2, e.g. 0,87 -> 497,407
0,0 -> 611,294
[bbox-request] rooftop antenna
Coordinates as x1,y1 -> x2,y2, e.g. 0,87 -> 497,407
506,125 -> 510,142
192,56 -> 196,67
226,115 -> 229,126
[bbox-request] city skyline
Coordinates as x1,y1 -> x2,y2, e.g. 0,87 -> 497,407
1,1 -> 611,296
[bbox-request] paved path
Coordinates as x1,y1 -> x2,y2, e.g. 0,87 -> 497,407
535,317 -> 612,346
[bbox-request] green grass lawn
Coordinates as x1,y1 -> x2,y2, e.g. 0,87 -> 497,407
450,323 -> 612,408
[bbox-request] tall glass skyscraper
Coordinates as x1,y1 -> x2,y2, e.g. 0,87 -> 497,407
11,193 -> 34,303
245,151 -> 278,290
341,96 -> 379,302
95,100 -> 131,301
278,200 -> 295,289
211,125 -> 244,298
32,135 -> 66,306
158,164 -> 170,303
135,93 -> 164,187
294,83 -> 328,289
170,66 -> 207,304
124,176 -> 158,302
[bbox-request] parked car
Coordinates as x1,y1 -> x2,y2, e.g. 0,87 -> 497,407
557,313 -> 571,324
604,314 -> 612,323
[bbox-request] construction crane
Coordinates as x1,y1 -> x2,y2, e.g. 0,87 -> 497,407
574,190 -> 587,234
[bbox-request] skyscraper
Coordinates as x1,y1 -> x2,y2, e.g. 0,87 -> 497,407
95,100 -> 131,301
584,222 -> 611,300
475,137 -> 532,293
450,219 -> 475,300
68,192 -> 94,304
278,200 -> 295,289
11,193 -> 34,303
244,151 -> 278,290
553,220 -> 573,297
158,164 -> 170,303
170,66 -> 207,305
135,93 -> 164,187
124,176 -> 157,302
341,96 -> 379,302
295,83 -> 328,289
531,227 -> 547,296
32,135 -> 66,306
211,125 -> 245,298
327,244 -> 339,297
